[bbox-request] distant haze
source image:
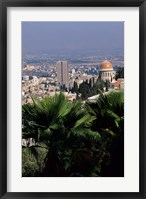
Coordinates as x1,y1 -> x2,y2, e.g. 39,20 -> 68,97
22,22 -> 124,55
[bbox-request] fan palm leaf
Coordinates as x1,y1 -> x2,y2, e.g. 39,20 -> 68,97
22,93 -> 100,176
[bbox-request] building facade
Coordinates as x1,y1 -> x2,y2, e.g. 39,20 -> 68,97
99,60 -> 116,82
56,61 -> 69,87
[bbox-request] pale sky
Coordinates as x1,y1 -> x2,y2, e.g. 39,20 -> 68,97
22,22 -> 124,54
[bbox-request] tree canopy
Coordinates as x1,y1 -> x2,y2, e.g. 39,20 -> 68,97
22,91 -> 124,177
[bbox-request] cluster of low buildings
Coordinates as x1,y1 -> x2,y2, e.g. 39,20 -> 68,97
22,60 -> 124,104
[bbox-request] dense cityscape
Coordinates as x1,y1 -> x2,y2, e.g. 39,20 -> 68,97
22,52 -> 124,104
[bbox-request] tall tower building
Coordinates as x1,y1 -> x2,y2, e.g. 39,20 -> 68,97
56,61 -> 69,87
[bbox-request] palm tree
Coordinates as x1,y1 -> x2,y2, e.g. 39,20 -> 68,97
86,91 -> 124,134
85,91 -> 124,176
22,93 -> 100,177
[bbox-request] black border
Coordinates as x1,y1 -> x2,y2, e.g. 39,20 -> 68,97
0,0 -> 146,198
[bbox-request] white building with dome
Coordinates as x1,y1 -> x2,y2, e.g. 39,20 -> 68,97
99,60 -> 116,82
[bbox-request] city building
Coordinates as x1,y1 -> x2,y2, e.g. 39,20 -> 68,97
72,68 -> 75,74
56,61 -> 69,87
113,78 -> 124,90
99,60 -> 116,82
23,64 -> 35,71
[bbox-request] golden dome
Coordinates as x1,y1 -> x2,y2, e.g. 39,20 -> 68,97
100,60 -> 113,70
